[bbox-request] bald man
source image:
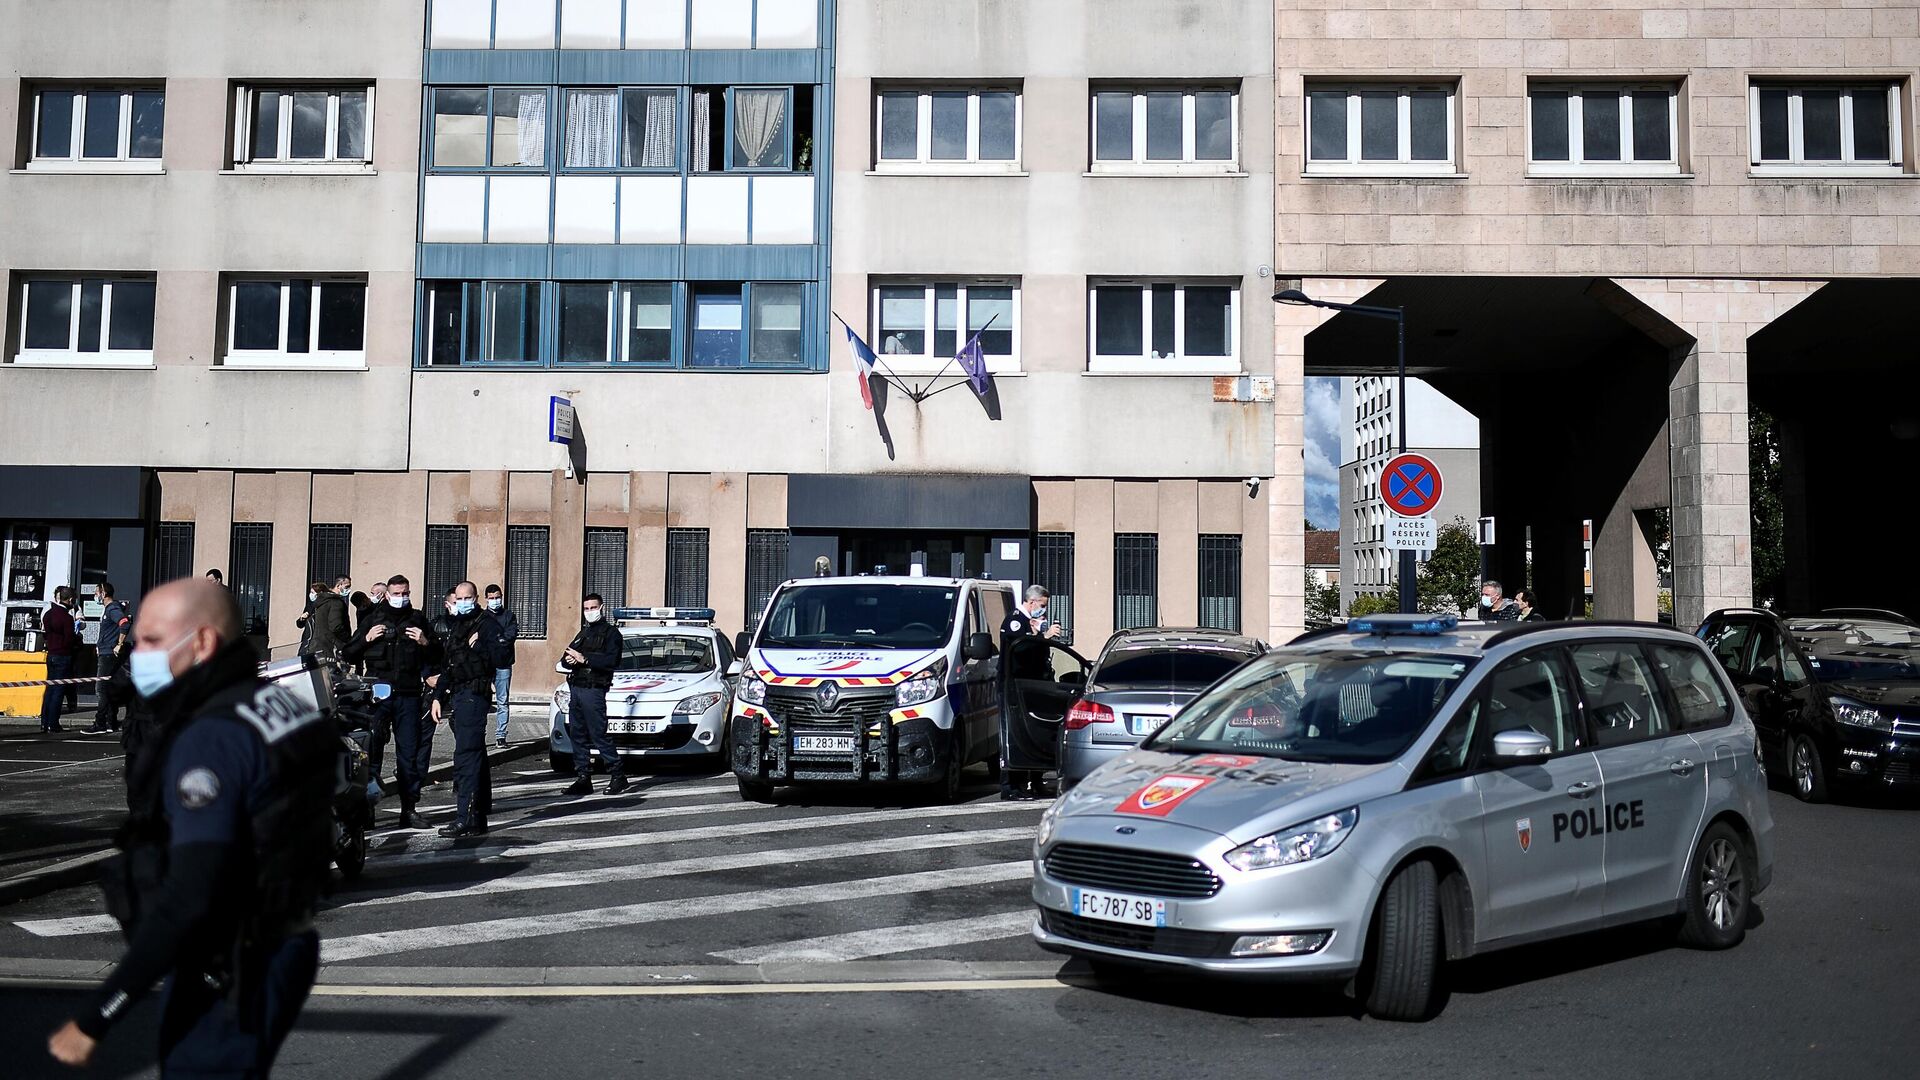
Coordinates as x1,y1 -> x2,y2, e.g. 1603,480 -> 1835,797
48,578 -> 335,1077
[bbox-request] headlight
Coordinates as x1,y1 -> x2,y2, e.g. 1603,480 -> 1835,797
738,676 -> 767,705
554,685 -> 571,710
1832,697 -> 1893,732
1036,797 -> 1064,853
674,691 -> 725,716
895,658 -> 950,708
1223,808 -> 1359,872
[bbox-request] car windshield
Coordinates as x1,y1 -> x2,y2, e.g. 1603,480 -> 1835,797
1147,649 -> 1474,764
756,584 -> 959,650
619,634 -> 714,673
1787,619 -> 1920,682
1094,646 -> 1257,691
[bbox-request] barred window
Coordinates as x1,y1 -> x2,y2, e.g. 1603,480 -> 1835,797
150,522 -> 195,586
1033,532 -> 1075,634
745,529 -> 789,627
1114,533 -> 1158,631
508,525 -> 550,638
667,528 -> 710,609
1199,534 -> 1243,632
306,523 -> 352,586
424,525 -> 468,610
584,527 -> 628,609
229,523 -> 273,639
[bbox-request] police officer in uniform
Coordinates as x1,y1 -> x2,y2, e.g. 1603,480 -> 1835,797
341,575 -> 439,828
428,581 -> 512,837
998,586 -> 1061,801
561,593 -> 629,797
48,578 -> 334,1076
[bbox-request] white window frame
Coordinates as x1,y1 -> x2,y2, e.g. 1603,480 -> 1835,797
1088,85 -> 1241,174
1748,81 -> 1905,177
11,277 -> 157,367
223,278 -> 368,369
1526,82 -> 1682,177
232,85 -> 376,171
26,88 -> 164,172
867,279 -> 1022,375
1086,279 -> 1241,375
1303,82 -> 1458,177
871,87 -> 1023,174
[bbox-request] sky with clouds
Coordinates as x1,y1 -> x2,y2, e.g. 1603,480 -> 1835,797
1304,376 -> 1341,531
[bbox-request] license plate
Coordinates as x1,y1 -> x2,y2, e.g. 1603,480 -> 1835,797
1073,888 -> 1167,927
1126,715 -> 1164,736
793,735 -> 854,753
607,719 -> 666,734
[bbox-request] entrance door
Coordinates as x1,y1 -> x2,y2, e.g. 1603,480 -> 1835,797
843,532 -> 989,579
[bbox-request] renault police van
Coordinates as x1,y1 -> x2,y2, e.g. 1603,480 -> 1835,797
548,608 -> 737,772
728,576 -> 1019,802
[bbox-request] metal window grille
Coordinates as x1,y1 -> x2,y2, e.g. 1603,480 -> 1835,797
150,522 -> 195,586
1114,533 -> 1159,631
229,523 -> 273,638
306,523 -> 352,586
424,525 -> 468,611
1033,532 -> 1075,633
1198,534 -> 1243,632
666,528 -> 710,609
507,525 -> 549,638
745,529 -> 789,627
584,527 -> 628,609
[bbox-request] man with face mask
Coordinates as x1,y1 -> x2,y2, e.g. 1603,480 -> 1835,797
484,584 -> 518,748
427,581 -> 514,837
1479,580 -> 1519,622
40,586 -> 79,733
341,575 -> 439,827
46,578 -> 333,1076
560,594 -> 629,796
356,580 -> 388,634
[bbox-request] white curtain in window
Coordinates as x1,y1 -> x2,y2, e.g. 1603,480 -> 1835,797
734,90 -> 786,167
692,91 -> 712,171
642,92 -> 676,167
517,91 -> 548,167
566,90 -> 617,168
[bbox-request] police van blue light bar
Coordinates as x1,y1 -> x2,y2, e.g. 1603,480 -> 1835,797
1347,614 -> 1459,636
611,606 -> 716,624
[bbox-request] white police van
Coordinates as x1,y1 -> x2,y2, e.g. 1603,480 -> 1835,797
728,577 -> 1018,802
548,607 -> 738,773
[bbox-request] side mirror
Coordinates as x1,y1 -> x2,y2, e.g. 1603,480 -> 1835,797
1749,664 -> 1780,688
1491,729 -> 1554,760
726,660 -> 744,678
1058,669 -> 1087,687
963,632 -> 997,661
734,631 -> 753,658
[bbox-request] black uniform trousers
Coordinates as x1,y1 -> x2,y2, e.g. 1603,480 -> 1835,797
157,930 -> 319,1080
449,686 -> 492,828
566,686 -> 624,780
369,693 -> 429,812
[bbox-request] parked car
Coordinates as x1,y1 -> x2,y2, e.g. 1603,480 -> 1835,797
1057,628 -> 1266,790
549,609 -> 738,774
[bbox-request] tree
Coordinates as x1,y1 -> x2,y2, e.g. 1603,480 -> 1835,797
1750,406 -> 1786,607
1417,517 -> 1482,616
1348,591 -> 1399,618
1305,570 -> 1341,628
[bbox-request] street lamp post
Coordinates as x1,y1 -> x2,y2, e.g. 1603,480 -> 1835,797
1273,288 -> 1416,616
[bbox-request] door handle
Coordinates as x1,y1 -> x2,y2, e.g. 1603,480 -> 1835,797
1669,759 -> 1697,776
1566,780 -> 1598,798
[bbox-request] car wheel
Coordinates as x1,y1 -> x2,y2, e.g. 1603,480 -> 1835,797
737,776 -> 775,803
334,822 -> 367,880
1676,823 -> 1752,950
1789,733 -> 1829,803
937,733 -> 965,804
549,750 -> 573,775
1359,860 -> 1444,1022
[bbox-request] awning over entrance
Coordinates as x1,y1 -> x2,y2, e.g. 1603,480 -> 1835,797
0,466 -> 149,520
787,474 -> 1032,532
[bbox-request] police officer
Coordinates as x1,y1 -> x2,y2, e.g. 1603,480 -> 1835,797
47,578 -> 334,1075
428,581 -> 512,837
998,586 -> 1060,801
341,575 -> 439,829
561,593 -> 629,797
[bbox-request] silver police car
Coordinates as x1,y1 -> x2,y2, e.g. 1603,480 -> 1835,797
1031,614 -> 1774,1020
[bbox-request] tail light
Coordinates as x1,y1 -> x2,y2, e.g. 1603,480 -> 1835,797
1064,700 -> 1116,731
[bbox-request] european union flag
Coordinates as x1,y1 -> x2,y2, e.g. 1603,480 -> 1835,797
956,329 -> 993,398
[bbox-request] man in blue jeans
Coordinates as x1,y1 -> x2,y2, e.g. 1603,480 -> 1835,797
485,584 -> 518,747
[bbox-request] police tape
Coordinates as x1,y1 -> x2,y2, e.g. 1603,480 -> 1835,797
0,676 -> 108,689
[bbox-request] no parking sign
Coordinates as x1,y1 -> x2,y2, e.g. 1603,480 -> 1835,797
1382,453 -> 1442,553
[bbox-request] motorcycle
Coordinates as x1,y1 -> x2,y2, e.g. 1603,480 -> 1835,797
328,669 -> 378,880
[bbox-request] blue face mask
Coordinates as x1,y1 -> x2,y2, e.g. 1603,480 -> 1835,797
130,632 -> 197,699
453,598 -> 477,617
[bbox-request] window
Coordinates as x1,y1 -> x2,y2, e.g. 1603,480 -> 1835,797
1115,533 -> 1159,631
731,87 -> 791,170
1033,532 -> 1075,635
224,278 -> 366,366
423,281 -> 542,365
431,87 -> 546,168
1198,535 -> 1242,633
1751,81 -> 1902,174
562,87 -> 677,169
1648,645 -> 1734,732
667,528 -> 710,609
507,525 -> 550,638
229,523 -> 273,639
874,86 -> 1020,170
1529,83 -> 1679,175
871,280 -> 1018,372
424,525 -> 469,610
13,276 -> 155,365
421,280 -> 802,368
1305,83 -> 1455,174
1088,280 -> 1237,372
235,86 -> 372,167
746,528 -> 790,626
584,527 -> 629,609
1090,85 -> 1236,171
1482,651 -> 1580,754
306,524 -> 352,586
150,522 -> 195,587
691,282 -> 806,368
690,85 -> 814,173
29,87 -> 164,167
1570,643 -> 1670,749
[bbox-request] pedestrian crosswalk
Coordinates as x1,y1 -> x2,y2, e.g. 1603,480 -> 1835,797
5,767 -> 1056,974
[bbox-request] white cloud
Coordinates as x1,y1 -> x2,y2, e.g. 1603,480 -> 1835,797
1304,377 -> 1342,529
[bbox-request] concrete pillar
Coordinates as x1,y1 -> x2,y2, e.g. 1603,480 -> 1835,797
628,472 -> 668,608
189,471 -> 234,578
1073,479 -> 1115,647
543,470 -> 586,684
1592,423 -> 1669,622
1157,480 -> 1199,628
710,472 -> 749,635
468,470 -> 509,595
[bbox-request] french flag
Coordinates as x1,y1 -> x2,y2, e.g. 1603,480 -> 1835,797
843,324 -> 879,410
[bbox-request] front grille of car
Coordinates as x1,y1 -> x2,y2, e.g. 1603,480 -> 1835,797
1891,719 -> 1920,738
1044,843 -> 1223,899
1883,762 -> 1915,785
1040,909 -> 1232,958
766,685 -> 896,729
610,726 -> 695,751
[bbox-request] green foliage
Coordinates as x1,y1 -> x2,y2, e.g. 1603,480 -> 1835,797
1417,517 -> 1482,616
1305,571 -> 1342,629
1750,407 -> 1785,607
1348,591 -> 1399,618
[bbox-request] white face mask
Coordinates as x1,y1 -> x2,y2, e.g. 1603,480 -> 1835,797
308,591 -> 317,603
130,631 -> 198,699
1479,594 -> 1494,608
487,598 -> 503,611
389,594 -> 410,609
583,608 -> 603,623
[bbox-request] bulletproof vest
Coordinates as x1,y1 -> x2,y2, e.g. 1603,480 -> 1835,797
360,606 -> 431,682
433,612 -> 495,690
565,622 -> 620,689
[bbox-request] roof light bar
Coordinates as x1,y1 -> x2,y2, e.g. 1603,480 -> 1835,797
1346,614 -> 1459,636
611,606 -> 716,625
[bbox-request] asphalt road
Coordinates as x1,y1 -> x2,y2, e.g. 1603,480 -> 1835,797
1,751 -> 1915,1080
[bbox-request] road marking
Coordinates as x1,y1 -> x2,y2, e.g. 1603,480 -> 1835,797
310,978 -> 1070,999
0,757 -> 122,779
413,781 -> 739,821
714,911 -> 1036,964
394,798 -> 763,851
321,861 -> 1032,962
14,914 -> 117,938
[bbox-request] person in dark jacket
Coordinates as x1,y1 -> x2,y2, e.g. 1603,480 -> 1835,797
41,586 -> 78,733
484,584 -> 519,748
561,594 -> 628,796
340,575 -> 439,828
86,582 -> 134,735
427,582 -> 513,836
1512,589 -> 1547,622
299,582 -> 351,664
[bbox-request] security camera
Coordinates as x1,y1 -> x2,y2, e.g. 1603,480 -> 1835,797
1244,477 -> 1262,497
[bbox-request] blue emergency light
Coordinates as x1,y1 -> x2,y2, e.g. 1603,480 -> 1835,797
1347,614 -> 1459,636
611,606 -> 716,624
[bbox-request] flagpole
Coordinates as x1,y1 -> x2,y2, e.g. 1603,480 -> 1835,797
831,312 -> 913,396
920,311 -> 997,393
